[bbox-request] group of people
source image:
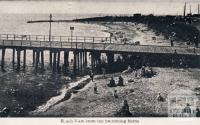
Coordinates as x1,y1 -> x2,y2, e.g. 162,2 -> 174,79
108,76 -> 124,87
140,66 -> 154,78
182,103 -> 200,117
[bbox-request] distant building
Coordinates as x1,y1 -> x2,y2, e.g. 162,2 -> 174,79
133,13 -> 141,18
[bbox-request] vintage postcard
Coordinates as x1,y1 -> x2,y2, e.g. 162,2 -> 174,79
0,0 -> 200,125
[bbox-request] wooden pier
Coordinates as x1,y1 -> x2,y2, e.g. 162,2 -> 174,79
0,34 -> 200,76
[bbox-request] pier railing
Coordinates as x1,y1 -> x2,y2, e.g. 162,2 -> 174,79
0,34 -> 112,43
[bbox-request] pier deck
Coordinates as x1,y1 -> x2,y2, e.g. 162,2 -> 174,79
0,34 -> 199,55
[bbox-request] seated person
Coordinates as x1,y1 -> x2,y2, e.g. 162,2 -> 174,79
115,100 -> 132,117
108,77 -> 116,87
196,108 -> 200,117
156,93 -> 164,102
183,103 -> 191,114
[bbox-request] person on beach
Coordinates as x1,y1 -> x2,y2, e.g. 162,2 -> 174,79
118,75 -> 124,86
196,108 -> 200,117
114,90 -> 118,98
89,71 -> 94,81
141,66 -> 146,77
156,93 -> 164,102
108,77 -> 116,87
94,82 -> 97,94
115,100 -> 132,117
183,103 -> 191,114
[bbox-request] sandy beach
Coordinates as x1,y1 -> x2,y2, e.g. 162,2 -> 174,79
31,67 -> 200,117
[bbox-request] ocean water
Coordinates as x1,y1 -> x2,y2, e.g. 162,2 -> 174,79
0,13 -> 110,66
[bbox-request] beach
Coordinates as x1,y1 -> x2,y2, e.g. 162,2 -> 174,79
31,67 -> 200,117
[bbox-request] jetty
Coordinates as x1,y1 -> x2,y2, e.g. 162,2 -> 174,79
0,34 -> 200,76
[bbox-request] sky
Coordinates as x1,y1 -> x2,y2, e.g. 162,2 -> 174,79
0,0 -> 200,1
0,0 -> 199,14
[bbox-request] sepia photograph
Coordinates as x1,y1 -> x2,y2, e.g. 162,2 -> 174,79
0,0 -> 200,121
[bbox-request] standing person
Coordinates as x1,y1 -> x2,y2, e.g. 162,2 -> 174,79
89,71 -> 94,81
118,75 -> 124,86
114,90 -> 118,98
94,82 -> 97,94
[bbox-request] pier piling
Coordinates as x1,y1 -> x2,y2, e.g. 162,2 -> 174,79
33,50 -> 36,67
16,49 -> 21,71
53,51 -> 57,72
23,49 -> 26,69
41,50 -> 44,70
1,48 -> 5,70
73,51 -> 77,77
57,51 -> 60,72
12,48 -> 15,67
49,51 -> 53,68
35,50 -> 40,70
63,51 -> 69,74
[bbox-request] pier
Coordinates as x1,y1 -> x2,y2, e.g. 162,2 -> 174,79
0,34 -> 200,76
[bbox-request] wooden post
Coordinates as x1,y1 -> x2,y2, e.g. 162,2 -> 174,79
23,49 -> 26,69
57,51 -> 60,71
41,50 -> 44,70
53,52 -> 57,72
17,49 -> 21,71
1,48 -> 6,70
77,52 -> 80,73
12,48 -> 15,67
73,51 -> 77,77
33,50 -> 36,67
49,51 -> 53,67
83,52 -> 86,72
91,52 -> 94,72
64,51 -> 69,74
106,52 -> 114,72
85,51 -> 87,69
80,51 -> 83,74
36,51 -> 40,70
